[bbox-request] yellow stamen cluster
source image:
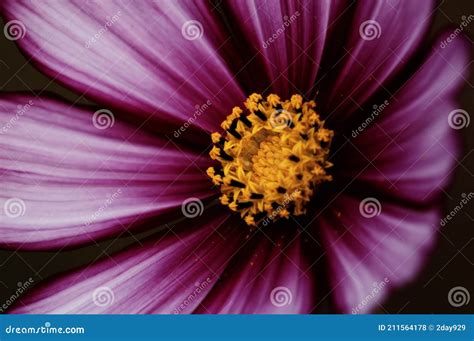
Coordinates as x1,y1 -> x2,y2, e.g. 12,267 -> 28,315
207,93 -> 334,226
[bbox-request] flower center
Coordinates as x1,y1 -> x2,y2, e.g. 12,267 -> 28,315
207,93 -> 333,226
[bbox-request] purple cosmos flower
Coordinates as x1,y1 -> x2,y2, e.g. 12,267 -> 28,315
0,0 -> 470,314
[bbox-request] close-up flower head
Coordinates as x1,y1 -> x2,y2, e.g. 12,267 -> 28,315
0,0 -> 473,315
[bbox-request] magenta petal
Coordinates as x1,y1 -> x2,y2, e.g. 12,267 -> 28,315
324,0 -> 434,120
0,95 -> 215,249
195,231 -> 314,314
227,0 -> 346,98
10,213 -> 243,314
1,1 -> 245,132
337,33 -> 469,203
317,195 -> 439,313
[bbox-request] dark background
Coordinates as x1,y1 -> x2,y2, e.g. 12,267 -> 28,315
1,1 -> 473,313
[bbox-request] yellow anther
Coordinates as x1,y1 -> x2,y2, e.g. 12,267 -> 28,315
244,100 -> 258,112
290,95 -> 303,109
312,166 -> 325,176
209,146 -> 220,160
244,93 -> 263,112
244,215 -> 256,226
220,195 -> 230,205
305,100 -> 316,109
308,112 -> 320,125
278,209 -> 290,218
232,107 -> 243,118
249,93 -> 262,102
212,175 -> 222,185
267,94 -> 281,107
206,167 -> 215,177
211,132 -> 222,144
221,118 -> 232,130
317,129 -> 333,142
